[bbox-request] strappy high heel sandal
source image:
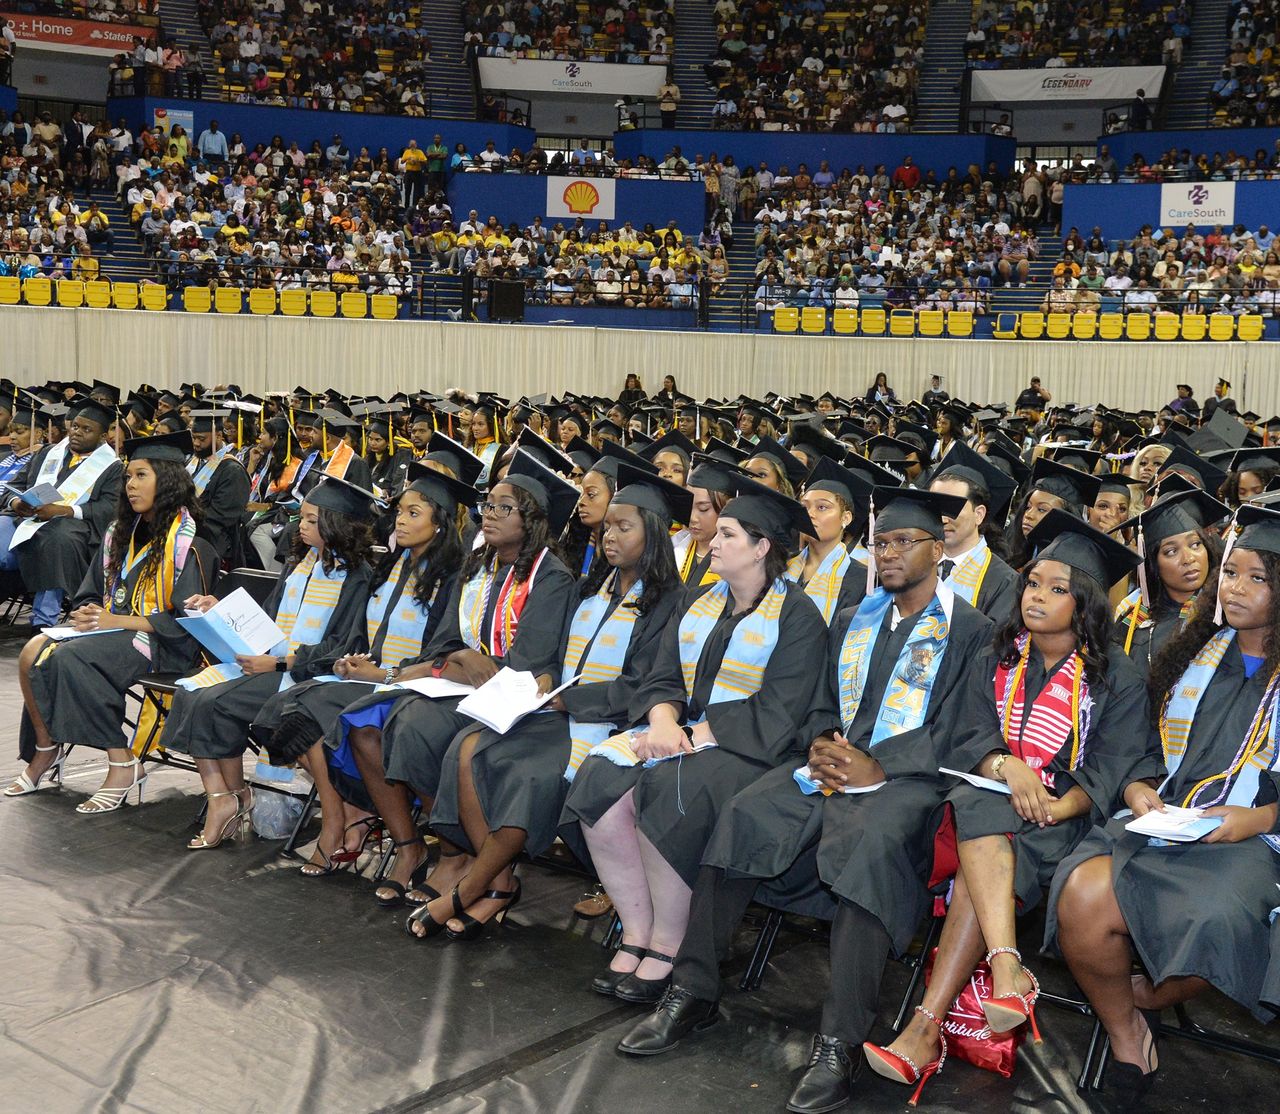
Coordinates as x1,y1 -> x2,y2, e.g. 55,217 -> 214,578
445,877 -> 522,942
76,756 -> 149,815
405,845 -> 465,907
374,836 -> 430,907
4,742 -> 64,797
330,816 -> 384,864
863,1004 -> 949,1107
187,789 -> 246,850
406,884 -> 465,940
982,946 -> 1042,1043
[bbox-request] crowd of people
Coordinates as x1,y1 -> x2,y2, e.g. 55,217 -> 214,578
1207,0 -> 1280,127
3,369 -> 1279,1114
464,0 -> 676,64
20,0 -> 159,23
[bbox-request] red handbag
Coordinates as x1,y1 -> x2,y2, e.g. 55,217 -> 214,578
922,948 -> 1026,1078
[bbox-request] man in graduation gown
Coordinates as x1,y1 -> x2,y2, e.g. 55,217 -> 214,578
188,409 -> 250,563
617,488 -> 993,1114
0,397 -> 122,629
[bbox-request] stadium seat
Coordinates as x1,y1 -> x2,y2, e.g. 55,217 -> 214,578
84,280 -> 112,309
799,306 -> 826,334
310,289 -> 338,318
946,311 -> 973,338
992,312 -> 1018,339
859,307 -> 887,335
1071,314 -> 1097,340
214,287 -> 242,314
1045,313 -> 1071,339
249,288 -> 277,315
831,307 -> 857,334
183,286 -> 212,313
889,309 -> 915,337
1098,313 -> 1125,340
279,288 -> 308,317
916,309 -> 944,337
772,306 -> 799,333
0,275 -> 19,305
1180,314 -> 1208,341
370,293 -> 399,320
1153,313 -> 1180,341
139,283 -> 167,311
1125,313 -> 1152,341
55,280 -> 84,309
22,277 -> 52,307
1209,314 -> 1235,341
1018,312 -> 1045,340
1237,314 -> 1264,342
341,291 -> 369,319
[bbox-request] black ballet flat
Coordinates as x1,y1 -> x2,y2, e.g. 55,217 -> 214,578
591,942 -> 649,996
445,878 -> 523,942
375,837 -> 430,908
613,949 -> 676,1003
406,885 -> 465,940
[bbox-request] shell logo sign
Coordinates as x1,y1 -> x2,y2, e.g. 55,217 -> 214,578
546,176 -> 616,220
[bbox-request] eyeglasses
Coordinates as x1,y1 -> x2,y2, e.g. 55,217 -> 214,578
871,536 -> 933,556
479,501 -> 518,519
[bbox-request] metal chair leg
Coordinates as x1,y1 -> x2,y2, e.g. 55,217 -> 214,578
738,909 -> 784,992
892,913 -> 944,1032
282,784 -> 319,855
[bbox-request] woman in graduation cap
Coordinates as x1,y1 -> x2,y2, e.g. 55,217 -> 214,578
363,409 -> 414,499
250,465 -> 472,876
741,436 -> 806,498
1051,502 -> 1280,1107
561,476 -> 826,1002
675,456 -> 735,587
1003,457 -> 1099,570
407,466 -> 687,941
468,401 -> 507,488
158,476 -> 376,850
786,455 -> 868,626
336,451 -> 576,908
1112,490 -> 1227,674
866,511 -> 1148,1101
6,431 -> 219,809
1219,446 -> 1280,509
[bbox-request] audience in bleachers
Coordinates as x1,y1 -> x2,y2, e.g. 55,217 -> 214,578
1208,0 -> 1280,127
465,0 -> 675,64
22,0 -> 159,23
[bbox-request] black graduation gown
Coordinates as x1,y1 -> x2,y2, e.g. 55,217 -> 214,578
295,450 -> 373,498
562,581 -> 827,887
947,644 -> 1150,909
371,448 -> 413,498
197,455 -> 251,563
368,553 -> 575,797
1110,602 -> 1184,678
159,558 -> 373,760
791,552 -> 868,629
1047,639 -> 1280,1021
700,595 -> 992,952
970,551 -> 1019,623
432,583 -> 682,859
22,534 -> 219,757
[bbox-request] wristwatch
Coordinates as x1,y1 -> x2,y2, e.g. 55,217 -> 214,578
384,665 -> 400,685
681,724 -> 696,744
991,753 -> 1009,782
430,655 -> 449,678
274,657 -> 288,673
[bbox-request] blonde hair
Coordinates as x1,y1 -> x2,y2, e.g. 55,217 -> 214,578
1129,443 -> 1171,482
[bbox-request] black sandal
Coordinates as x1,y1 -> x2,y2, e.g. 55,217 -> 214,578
405,846 -> 466,908
445,877 -> 523,942
591,942 -> 648,996
406,884 -> 465,940
374,836 -> 429,908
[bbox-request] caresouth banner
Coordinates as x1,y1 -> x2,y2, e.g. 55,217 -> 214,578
970,65 -> 1165,103
545,176 -> 616,220
0,11 -> 153,56
477,57 -> 666,98
1159,181 -> 1236,227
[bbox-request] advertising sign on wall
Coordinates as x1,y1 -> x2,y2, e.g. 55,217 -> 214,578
1159,181 -> 1236,227
0,12 -> 152,56
971,66 -> 1165,103
545,175 -> 617,220
477,57 -> 665,98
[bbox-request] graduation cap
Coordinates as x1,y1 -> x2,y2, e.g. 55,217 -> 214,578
90,379 -> 121,406
592,438 -> 658,482
1217,378 -> 1232,390
687,455 -> 741,495
930,439 -> 1018,519
1043,445 -> 1102,475
803,455 -> 871,519
870,486 -> 965,541
8,405 -> 40,429
703,436 -> 749,465
515,426 -> 574,477
563,435 -> 601,476
788,421 -> 847,464
38,403 -> 69,429
67,397 -> 114,430
638,429 -> 698,470
591,417 -> 625,442
843,450 -> 907,488
403,460 -> 478,519
123,391 -> 157,422
1156,444 -> 1228,495
893,420 -> 937,460
1233,501 -> 1280,556
1026,508 -> 1141,589
1119,488 -> 1228,549
867,435 -> 925,467
305,475 -> 381,520
721,471 -> 815,546
122,428 -> 193,463
1226,446 -> 1280,475
744,436 -> 808,488
504,449 -> 580,534
1187,408 -> 1248,454
188,409 -> 231,434
153,411 -> 187,434
611,462 -> 693,526
1096,472 -> 1136,500
1028,457 -> 1101,507
425,430 -> 486,487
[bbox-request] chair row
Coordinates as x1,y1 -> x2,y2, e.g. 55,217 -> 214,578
994,310 -> 1266,342
771,306 -> 977,338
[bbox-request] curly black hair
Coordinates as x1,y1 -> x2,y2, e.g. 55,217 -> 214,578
579,504 -> 680,616
105,459 -> 204,601
1140,525 -> 1223,618
462,482 -> 554,584
380,490 -> 465,610
292,505 -> 373,574
1003,489 -> 1084,570
992,561 -> 1112,685
1219,468 -> 1280,509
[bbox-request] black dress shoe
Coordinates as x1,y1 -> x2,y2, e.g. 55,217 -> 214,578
786,1033 -> 861,1114
613,948 -> 675,1003
616,985 -> 719,1056
591,942 -> 648,996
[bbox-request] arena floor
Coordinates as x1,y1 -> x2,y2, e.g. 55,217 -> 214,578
0,624 -> 1274,1113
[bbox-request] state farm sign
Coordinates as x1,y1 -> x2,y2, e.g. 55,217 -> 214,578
0,11 -> 154,56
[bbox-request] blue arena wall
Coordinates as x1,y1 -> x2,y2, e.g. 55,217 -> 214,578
1097,126 -> 1280,165
1062,179 -> 1280,238
0,85 -> 15,116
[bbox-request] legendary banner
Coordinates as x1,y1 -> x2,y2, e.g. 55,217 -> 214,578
477,57 -> 666,98
970,66 -> 1166,103
0,12 -> 154,56
545,175 -> 617,220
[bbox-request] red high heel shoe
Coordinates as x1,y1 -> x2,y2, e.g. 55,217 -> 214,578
982,946 -> 1042,1043
862,1004 -> 948,1107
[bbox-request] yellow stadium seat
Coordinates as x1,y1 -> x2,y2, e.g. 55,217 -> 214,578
889,309 -> 915,336
23,277 -> 52,307
1208,314 -> 1235,341
279,288 -> 308,316
1071,314 -> 1097,340
917,309 -> 944,337
772,306 -> 799,333
248,288 -> 277,315
139,283 -> 168,311
946,311 -> 974,338
1098,312 -> 1125,340
1153,313 -> 1180,340
1180,313 -> 1207,341
992,312 -> 1018,339
111,281 -> 139,310
370,293 -> 399,320
84,280 -> 112,309
831,307 -> 857,334
1018,312 -> 1045,339
1125,313 -> 1152,341
1045,312 -> 1071,339
183,286 -> 212,313
0,275 -> 19,305
1237,313 -> 1264,341
310,289 -> 338,318
55,280 -> 84,309
341,291 -> 369,319
214,286 -> 242,314
800,306 -> 826,334
859,307 -> 887,335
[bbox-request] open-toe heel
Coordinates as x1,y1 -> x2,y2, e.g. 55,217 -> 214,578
187,790 -> 244,850
330,816 -> 384,864
375,836 -> 428,907
406,846 -> 465,907
406,885 -> 465,940
445,877 -> 522,942
4,742 -> 64,797
76,757 -> 149,815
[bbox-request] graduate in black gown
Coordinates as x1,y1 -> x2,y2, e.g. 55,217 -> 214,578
674,455 -> 733,589
864,511 -> 1148,1104
186,408 -> 250,563
5,430 -> 216,811
1002,457 -> 1099,571
337,450 -> 576,908
564,475 -> 825,1007
408,466 -> 687,941
1052,502 -> 1280,1109
159,476 -> 376,850
616,488 -> 991,1114
785,456 -> 868,625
